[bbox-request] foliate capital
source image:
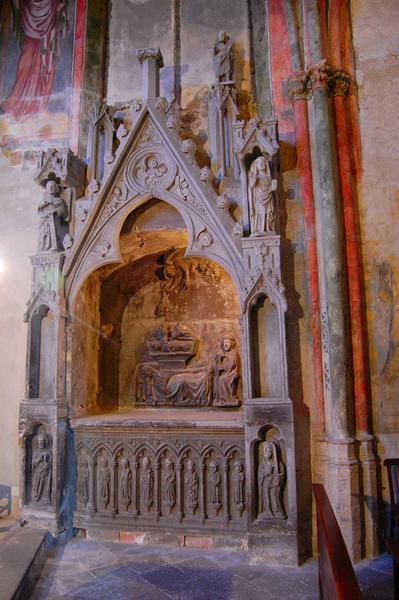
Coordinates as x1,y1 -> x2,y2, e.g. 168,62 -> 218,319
329,68 -> 352,96
307,59 -> 333,92
287,72 -> 308,102
135,47 -> 164,68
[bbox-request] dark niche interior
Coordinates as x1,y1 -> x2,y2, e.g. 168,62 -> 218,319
71,199 -> 241,416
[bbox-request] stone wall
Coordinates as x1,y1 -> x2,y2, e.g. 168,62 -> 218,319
351,0 -> 399,493
0,156 -> 39,502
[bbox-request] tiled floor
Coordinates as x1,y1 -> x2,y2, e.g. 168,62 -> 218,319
30,538 -> 393,600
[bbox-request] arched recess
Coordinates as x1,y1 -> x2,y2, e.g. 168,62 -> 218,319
27,305 -> 56,399
70,197 -> 242,415
250,293 -> 282,398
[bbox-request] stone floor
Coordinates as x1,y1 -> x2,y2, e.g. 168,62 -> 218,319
30,539 -> 393,600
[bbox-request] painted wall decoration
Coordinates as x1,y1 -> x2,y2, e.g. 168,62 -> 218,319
0,0 -> 76,147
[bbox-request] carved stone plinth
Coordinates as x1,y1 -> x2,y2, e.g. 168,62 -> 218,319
72,412 -> 246,535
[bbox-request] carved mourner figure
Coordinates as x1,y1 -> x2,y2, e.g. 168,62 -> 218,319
208,461 -> 222,512
258,441 -> 286,518
232,460 -> 245,513
162,458 -> 176,511
184,460 -> 199,514
31,433 -> 52,504
140,456 -> 153,511
98,456 -> 111,509
213,31 -> 234,83
119,457 -> 132,511
37,180 -> 67,252
77,458 -> 89,506
248,156 -> 277,236
213,337 -> 240,406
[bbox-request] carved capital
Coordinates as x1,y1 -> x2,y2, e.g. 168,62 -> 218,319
287,72 -> 308,102
135,47 -> 164,68
330,68 -> 352,96
307,59 -> 333,92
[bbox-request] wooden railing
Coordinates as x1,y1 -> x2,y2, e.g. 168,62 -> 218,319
313,483 -> 362,600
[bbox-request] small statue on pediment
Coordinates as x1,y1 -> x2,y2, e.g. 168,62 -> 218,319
213,31 -> 234,83
37,180 -> 68,252
248,156 -> 278,236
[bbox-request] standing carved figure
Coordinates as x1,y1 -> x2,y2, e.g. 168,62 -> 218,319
213,31 -> 234,83
98,457 -> 111,509
77,458 -> 89,506
213,337 -> 240,406
140,456 -> 153,512
248,156 -> 277,236
119,458 -> 132,511
258,441 -> 286,518
208,461 -> 222,512
37,180 -> 67,251
184,460 -> 199,514
231,460 -> 245,513
162,458 -> 176,511
31,434 -> 52,504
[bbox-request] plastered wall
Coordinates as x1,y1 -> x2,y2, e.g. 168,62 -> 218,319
351,0 -> 399,467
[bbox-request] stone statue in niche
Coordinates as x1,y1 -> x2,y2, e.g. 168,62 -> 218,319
258,440 -> 286,519
140,456 -> 153,512
208,461 -> 222,513
134,325 -> 212,406
119,458 -> 132,511
162,458 -> 176,512
213,337 -> 240,406
98,457 -> 111,509
37,180 -> 68,252
77,457 -> 90,506
31,433 -> 52,504
248,156 -> 278,236
184,460 -> 199,515
213,31 -> 234,83
231,460 -> 245,514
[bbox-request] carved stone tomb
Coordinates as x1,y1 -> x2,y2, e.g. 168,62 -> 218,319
19,40 -> 301,564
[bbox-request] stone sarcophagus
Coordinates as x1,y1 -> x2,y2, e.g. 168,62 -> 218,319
19,38 -> 302,564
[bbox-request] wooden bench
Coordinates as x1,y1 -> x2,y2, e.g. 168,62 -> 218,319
384,458 -> 399,537
384,537 -> 399,600
313,483 -> 362,599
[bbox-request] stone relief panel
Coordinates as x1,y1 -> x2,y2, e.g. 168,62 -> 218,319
75,435 -> 245,527
117,252 -> 241,407
133,325 -> 240,407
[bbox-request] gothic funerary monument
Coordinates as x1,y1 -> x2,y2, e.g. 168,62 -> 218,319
19,35 -> 299,563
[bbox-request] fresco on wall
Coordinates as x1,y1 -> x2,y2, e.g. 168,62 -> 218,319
0,0 -> 75,152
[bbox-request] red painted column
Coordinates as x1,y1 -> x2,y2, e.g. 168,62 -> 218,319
329,0 -> 369,434
269,0 -> 325,433
289,77 -> 325,433
70,0 -> 86,155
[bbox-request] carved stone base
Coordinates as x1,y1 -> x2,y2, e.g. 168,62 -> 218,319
358,434 -> 379,557
72,412 -> 246,533
323,437 -> 362,562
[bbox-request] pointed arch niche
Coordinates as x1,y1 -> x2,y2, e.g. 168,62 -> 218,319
70,198 -> 241,416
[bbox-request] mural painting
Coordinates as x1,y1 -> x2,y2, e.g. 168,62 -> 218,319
0,0 -> 76,148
